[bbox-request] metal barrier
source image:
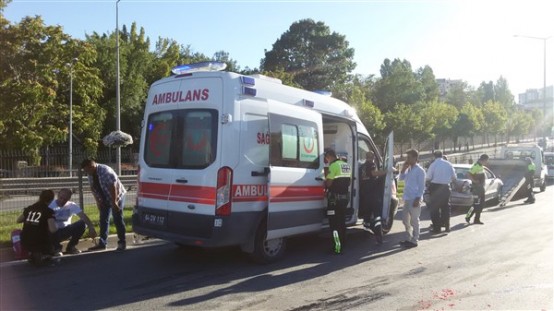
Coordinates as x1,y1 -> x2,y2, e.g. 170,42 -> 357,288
0,175 -> 137,212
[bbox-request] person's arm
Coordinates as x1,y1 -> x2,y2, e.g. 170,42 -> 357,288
426,162 -> 435,182
450,166 -> 457,183
16,210 -> 25,223
413,168 -> 426,207
77,211 -> 97,238
47,218 -> 58,234
110,182 -> 120,212
399,161 -> 410,181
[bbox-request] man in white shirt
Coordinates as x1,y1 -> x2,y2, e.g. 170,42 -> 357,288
49,188 -> 97,254
399,149 -> 426,248
426,151 -> 456,233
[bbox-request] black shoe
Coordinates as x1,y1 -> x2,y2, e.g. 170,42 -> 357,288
88,244 -> 107,251
465,217 -> 471,224
431,228 -> 441,234
401,241 -> 418,248
116,241 -> 127,252
376,235 -> 383,245
444,226 -> 450,232
474,220 -> 484,225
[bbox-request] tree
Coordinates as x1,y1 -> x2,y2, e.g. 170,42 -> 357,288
494,76 -> 515,109
372,58 -> 425,112
480,101 -> 508,145
0,16 -> 104,162
446,81 -> 472,109
260,19 -> 356,91
416,65 -> 439,102
347,83 -> 385,136
212,50 -> 240,72
384,104 -> 420,155
506,109 -> 533,142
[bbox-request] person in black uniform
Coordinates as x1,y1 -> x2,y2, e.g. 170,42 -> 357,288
359,151 -> 388,244
325,149 -> 352,254
17,189 -> 58,265
524,157 -> 536,204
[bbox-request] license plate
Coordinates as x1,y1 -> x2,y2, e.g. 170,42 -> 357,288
143,212 -> 166,226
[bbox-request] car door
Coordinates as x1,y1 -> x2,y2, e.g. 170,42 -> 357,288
381,131 -> 395,222
266,100 -> 325,240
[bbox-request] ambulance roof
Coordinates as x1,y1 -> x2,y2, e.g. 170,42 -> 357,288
152,70 -> 367,133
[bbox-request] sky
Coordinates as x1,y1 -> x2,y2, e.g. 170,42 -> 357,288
3,0 -> 554,102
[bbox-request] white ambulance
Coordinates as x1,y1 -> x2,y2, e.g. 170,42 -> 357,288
132,62 -> 397,262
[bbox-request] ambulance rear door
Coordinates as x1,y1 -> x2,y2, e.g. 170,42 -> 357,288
267,101 -> 325,240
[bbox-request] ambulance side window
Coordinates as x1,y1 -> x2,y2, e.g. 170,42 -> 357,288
269,114 -> 319,169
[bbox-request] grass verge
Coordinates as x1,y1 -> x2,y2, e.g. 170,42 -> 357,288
0,206 -> 134,248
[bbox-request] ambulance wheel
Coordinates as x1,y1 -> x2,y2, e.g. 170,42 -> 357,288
250,221 -> 286,264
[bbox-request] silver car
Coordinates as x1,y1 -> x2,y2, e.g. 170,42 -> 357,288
424,164 -> 504,208
545,152 -> 554,179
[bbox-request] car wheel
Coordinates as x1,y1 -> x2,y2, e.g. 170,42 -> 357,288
250,219 -> 286,264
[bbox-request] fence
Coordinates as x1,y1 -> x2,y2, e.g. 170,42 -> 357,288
0,146 -> 138,178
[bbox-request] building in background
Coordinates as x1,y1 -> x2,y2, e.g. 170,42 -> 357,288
436,78 -> 463,101
518,85 -> 553,113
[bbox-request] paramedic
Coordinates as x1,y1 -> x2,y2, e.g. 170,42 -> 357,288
325,149 -> 352,254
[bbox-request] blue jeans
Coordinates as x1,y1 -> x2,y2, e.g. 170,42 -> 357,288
98,195 -> 126,246
54,220 -> 86,249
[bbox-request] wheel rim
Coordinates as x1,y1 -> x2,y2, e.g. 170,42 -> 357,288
263,238 -> 283,256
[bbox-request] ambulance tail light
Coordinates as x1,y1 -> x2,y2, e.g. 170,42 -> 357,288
216,167 -> 233,216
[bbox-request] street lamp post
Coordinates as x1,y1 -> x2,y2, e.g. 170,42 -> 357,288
116,0 -> 122,175
514,35 -> 552,145
67,58 -> 78,177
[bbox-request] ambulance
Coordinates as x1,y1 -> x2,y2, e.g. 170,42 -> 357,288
132,62 -> 397,263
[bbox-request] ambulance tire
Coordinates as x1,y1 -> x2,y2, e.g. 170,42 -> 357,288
381,196 -> 399,235
250,221 -> 286,264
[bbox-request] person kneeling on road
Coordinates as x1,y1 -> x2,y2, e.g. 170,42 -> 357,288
49,188 -> 97,255
324,149 -> 352,254
17,190 -> 59,266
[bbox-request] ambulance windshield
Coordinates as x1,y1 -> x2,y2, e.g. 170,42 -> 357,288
145,109 -> 218,169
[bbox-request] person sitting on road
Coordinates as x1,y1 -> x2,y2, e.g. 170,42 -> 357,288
49,188 -> 97,254
17,190 -> 58,265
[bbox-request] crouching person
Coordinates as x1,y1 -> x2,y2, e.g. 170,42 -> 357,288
49,188 -> 97,254
17,190 -> 58,265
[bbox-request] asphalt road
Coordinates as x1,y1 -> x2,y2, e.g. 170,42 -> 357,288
1,184 -> 552,310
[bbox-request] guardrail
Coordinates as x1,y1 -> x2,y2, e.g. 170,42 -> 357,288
0,175 -> 138,195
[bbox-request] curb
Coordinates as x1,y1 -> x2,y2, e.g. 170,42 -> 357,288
0,232 -> 143,264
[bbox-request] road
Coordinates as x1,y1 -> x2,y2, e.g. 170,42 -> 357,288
1,184 -> 552,310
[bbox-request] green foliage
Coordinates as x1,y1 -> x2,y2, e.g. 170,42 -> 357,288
372,58 -> 425,112
481,100 -> 508,137
446,81 -> 472,109
261,19 -> 356,91
0,16 -> 104,162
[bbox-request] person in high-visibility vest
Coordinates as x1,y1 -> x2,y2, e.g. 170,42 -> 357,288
324,149 -> 352,254
524,157 -> 536,204
466,154 -> 489,224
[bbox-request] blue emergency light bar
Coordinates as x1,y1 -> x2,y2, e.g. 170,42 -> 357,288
171,61 -> 227,75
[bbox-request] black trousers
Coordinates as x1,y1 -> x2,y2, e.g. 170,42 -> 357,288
526,175 -> 535,202
467,183 -> 485,221
327,193 -> 349,249
429,183 -> 451,230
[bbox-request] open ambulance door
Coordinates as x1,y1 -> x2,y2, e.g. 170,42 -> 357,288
267,101 -> 325,240
381,131 -> 395,226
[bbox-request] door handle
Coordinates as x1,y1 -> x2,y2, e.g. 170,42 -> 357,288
251,167 -> 270,177
175,178 -> 188,183
315,177 -> 324,181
